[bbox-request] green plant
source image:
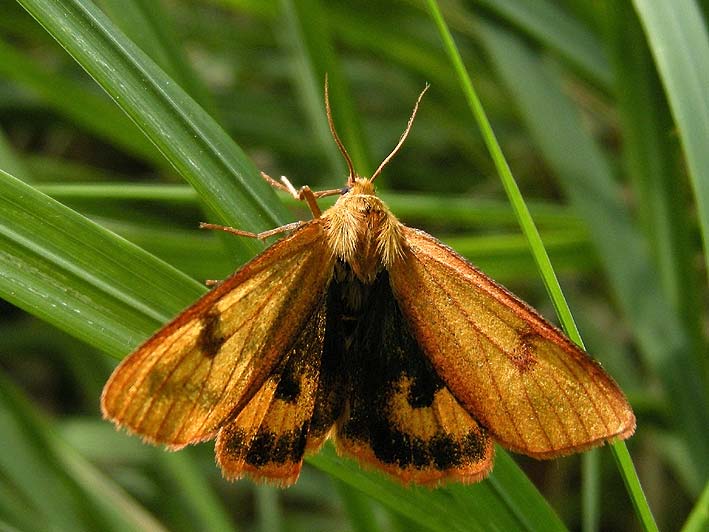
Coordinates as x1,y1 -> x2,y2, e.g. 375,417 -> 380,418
1,1 -> 706,530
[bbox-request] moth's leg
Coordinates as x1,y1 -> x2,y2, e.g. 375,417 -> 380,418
199,220 -> 303,241
199,172 -> 325,241
260,171 -> 342,219
199,219 -> 303,289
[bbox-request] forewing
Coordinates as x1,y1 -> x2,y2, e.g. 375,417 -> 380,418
215,301 -> 326,486
101,221 -> 334,448
389,227 -> 635,458
335,272 -> 494,485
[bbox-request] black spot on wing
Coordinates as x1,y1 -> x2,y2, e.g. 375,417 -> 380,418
220,424 -> 309,466
222,426 -> 248,457
245,423 -> 309,466
274,365 -> 301,403
272,300 -> 326,404
197,309 -> 225,358
218,298 -> 328,469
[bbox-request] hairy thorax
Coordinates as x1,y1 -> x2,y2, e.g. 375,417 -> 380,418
322,179 -> 406,284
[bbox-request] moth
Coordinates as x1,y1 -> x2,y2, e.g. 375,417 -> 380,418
102,83 -> 635,486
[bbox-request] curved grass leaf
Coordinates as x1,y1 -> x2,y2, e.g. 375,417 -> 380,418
0,169 -> 203,356
0,373 -> 168,532
632,0 -> 709,291
16,0 -> 290,260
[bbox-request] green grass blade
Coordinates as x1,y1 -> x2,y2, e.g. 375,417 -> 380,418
97,0 -> 216,114
0,373 -> 168,532
37,182 -> 584,230
632,0 -> 709,289
16,0 -> 289,257
0,169 -> 203,356
682,480 -> 709,532
612,441 -> 660,532
581,451 -> 600,532
37,181 -> 592,283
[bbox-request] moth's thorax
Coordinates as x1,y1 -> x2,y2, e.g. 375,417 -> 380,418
322,178 -> 405,284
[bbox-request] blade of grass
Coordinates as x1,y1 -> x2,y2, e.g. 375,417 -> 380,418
255,485 -> 282,532
424,2 -> 657,531
0,372 -> 168,532
16,0 -> 290,259
36,182 -> 584,230
35,182 -> 593,282
0,169 -> 203,356
309,444 -> 567,532
682,479 -> 709,532
97,0 -> 216,114
632,0 -> 709,291
581,451 -> 600,532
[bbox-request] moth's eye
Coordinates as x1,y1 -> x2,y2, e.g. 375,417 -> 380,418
340,187 -> 351,195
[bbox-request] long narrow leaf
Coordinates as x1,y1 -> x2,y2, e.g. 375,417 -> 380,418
0,169 -> 202,356
632,0 -> 709,290
16,0 -> 289,259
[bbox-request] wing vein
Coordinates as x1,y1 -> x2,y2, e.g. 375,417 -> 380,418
409,252 -> 529,448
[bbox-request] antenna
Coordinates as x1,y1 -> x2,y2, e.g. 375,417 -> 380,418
324,75 -> 356,186
370,84 -> 429,183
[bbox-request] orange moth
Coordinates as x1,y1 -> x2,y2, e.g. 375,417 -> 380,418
101,83 -> 635,486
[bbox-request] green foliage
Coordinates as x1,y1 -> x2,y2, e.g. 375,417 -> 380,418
1,0 -> 707,530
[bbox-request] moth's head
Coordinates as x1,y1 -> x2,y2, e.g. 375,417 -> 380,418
323,75 -> 429,191
348,177 -> 376,196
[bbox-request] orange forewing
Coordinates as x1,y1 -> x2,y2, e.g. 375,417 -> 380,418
389,227 -> 635,458
101,221 -> 334,449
